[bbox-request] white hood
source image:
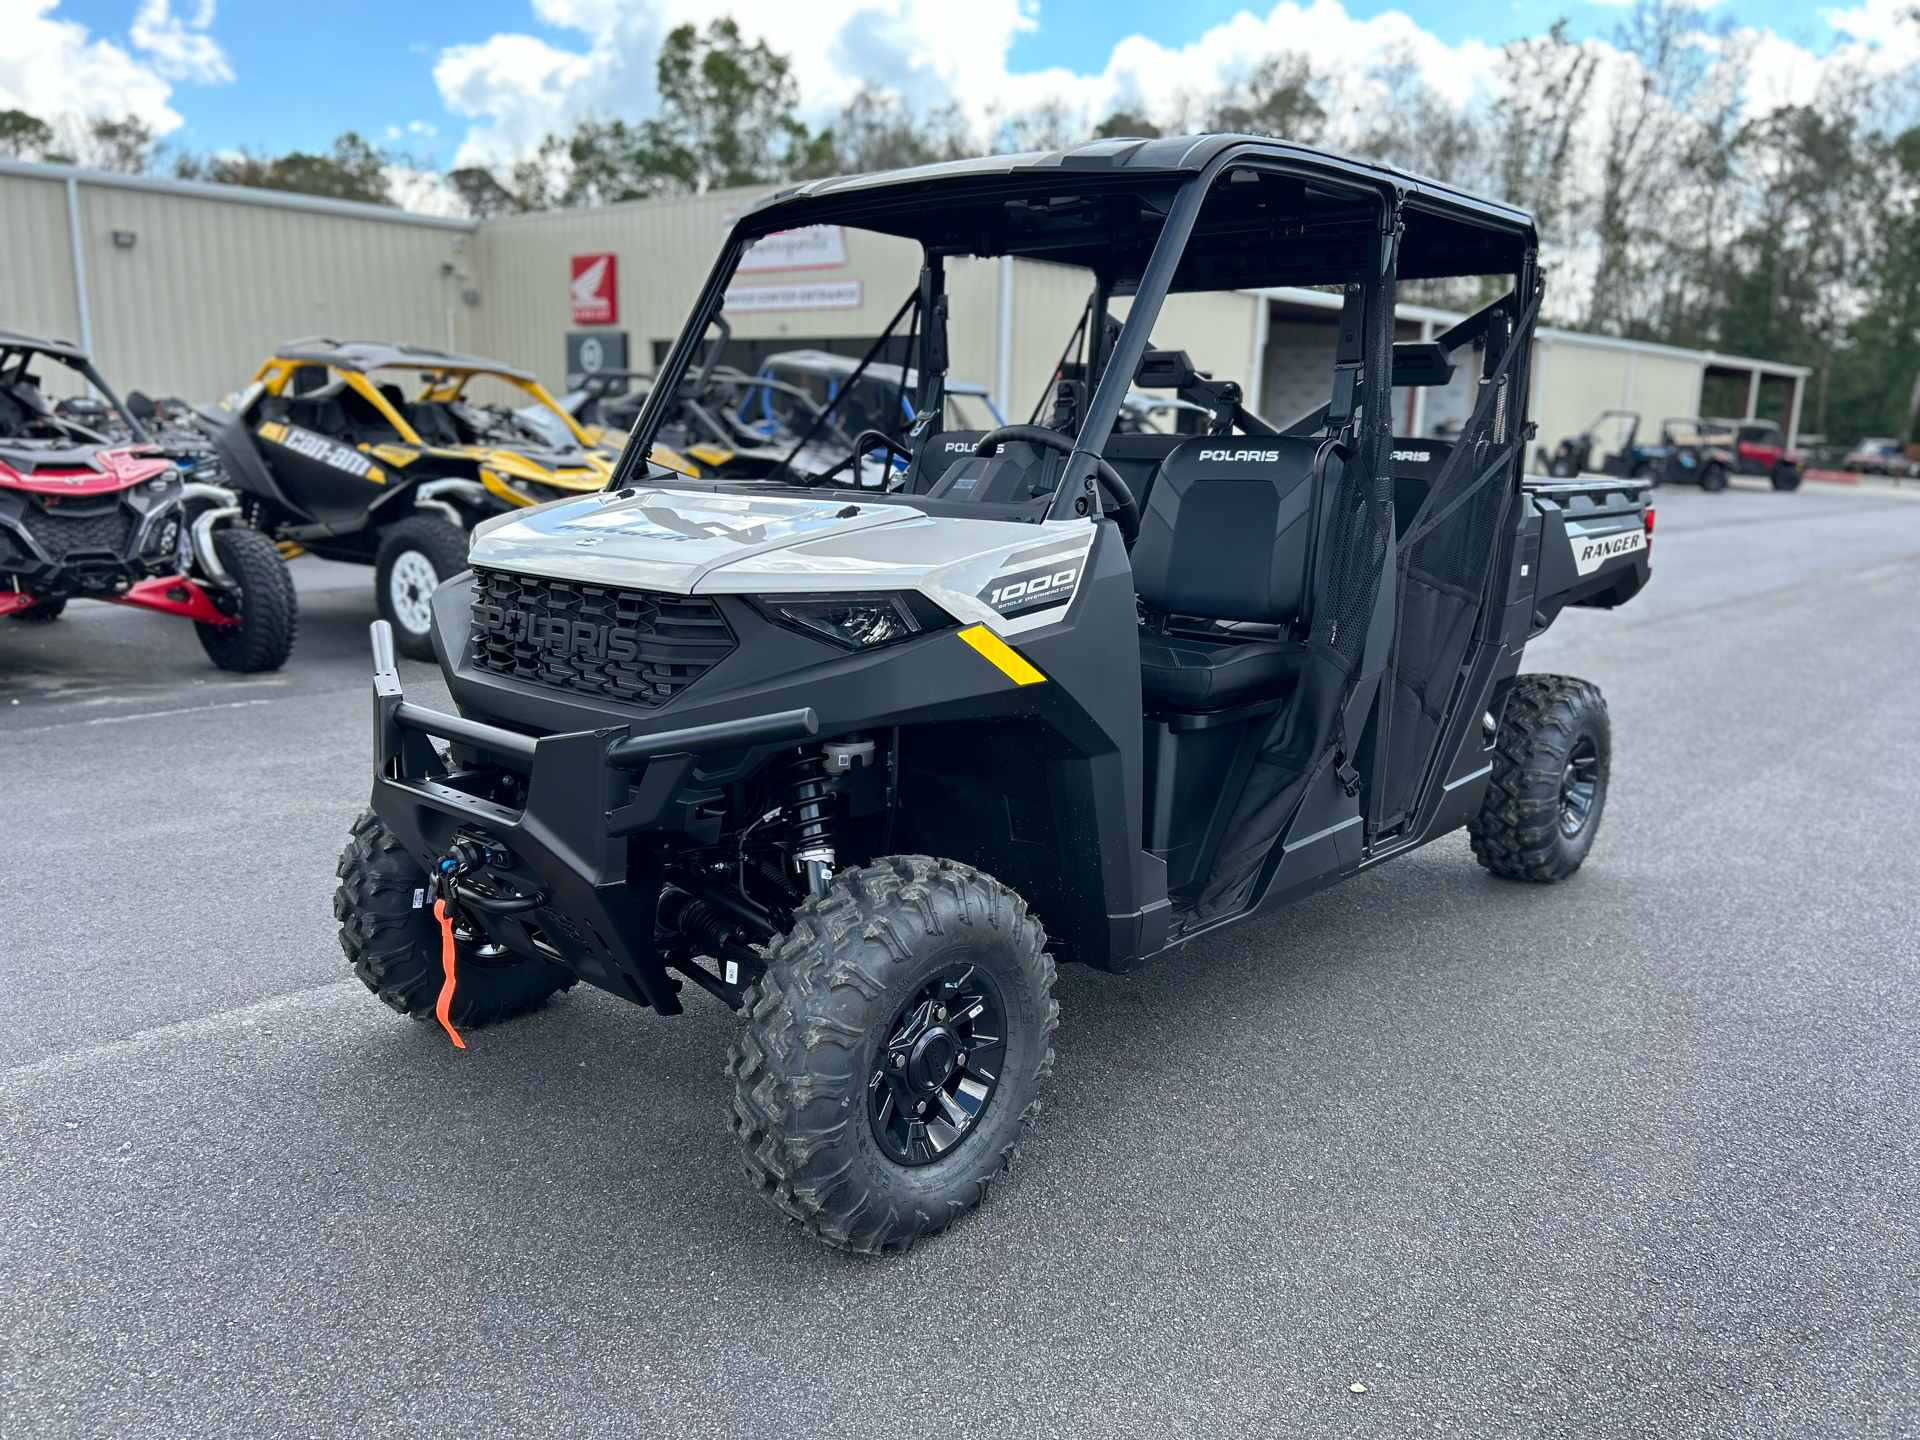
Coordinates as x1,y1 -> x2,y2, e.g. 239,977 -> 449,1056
468,483 -> 1099,636
468,487 -> 921,594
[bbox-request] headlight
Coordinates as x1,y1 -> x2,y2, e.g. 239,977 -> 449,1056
752,592 -> 954,650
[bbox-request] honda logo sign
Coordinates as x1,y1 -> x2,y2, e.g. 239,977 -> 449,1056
570,253 -> 617,325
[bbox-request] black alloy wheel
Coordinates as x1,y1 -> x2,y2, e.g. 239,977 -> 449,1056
1468,673 -> 1611,883
1559,734 -> 1601,838
869,964 -> 1008,1166
730,855 -> 1057,1254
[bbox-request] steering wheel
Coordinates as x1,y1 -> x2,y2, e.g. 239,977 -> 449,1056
815,429 -> 913,489
973,424 -> 1139,544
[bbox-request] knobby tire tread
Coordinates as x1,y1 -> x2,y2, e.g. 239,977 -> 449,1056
726,856 -> 1057,1255
195,527 -> 297,672
1468,673 -> 1610,883
333,809 -> 573,1027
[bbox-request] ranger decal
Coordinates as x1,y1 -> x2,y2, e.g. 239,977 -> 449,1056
1569,523 -> 1646,576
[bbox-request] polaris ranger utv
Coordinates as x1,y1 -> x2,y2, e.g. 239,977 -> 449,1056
338,136 -> 1653,1254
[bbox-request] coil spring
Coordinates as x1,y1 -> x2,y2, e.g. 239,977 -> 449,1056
785,750 -> 836,859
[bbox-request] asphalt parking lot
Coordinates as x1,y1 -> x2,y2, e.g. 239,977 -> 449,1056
3,478 -> 1916,1438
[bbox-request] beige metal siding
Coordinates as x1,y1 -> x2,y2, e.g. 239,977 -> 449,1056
1531,340 -> 1632,459
75,185 -> 475,401
1144,290 -> 1263,398
0,173 -> 87,387
1627,354 -> 1703,427
478,186 -> 772,386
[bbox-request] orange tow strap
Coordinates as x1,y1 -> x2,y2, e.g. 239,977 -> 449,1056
432,898 -> 467,1050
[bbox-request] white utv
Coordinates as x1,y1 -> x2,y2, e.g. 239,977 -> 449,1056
335,135 -> 1653,1253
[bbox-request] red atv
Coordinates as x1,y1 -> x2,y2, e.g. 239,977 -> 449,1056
0,330 -> 295,670
1705,417 -> 1803,490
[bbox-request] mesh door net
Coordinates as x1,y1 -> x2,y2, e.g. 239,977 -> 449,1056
1372,285 -> 1542,832
1191,246 -> 1400,922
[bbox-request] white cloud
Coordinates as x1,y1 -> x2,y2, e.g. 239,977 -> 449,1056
0,0 -> 231,139
0,0 -> 180,131
130,0 -> 232,84
436,0 -> 1911,169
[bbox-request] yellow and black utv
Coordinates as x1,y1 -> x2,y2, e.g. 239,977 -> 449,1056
196,339 -> 617,657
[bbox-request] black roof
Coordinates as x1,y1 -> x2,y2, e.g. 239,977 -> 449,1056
273,338 -> 537,382
738,134 -> 1535,287
0,329 -> 91,362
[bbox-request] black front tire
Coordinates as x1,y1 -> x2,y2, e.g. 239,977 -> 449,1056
1771,464 -> 1802,491
729,856 -> 1057,1255
194,527 -> 297,672
334,809 -> 575,1027
6,597 -> 65,622
375,514 -> 471,662
1469,675 -> 1611,883
1701,462 -> 1728,492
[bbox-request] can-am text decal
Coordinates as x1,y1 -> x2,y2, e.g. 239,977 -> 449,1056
1569,522 -> 1646,576
274,425 -> 377,480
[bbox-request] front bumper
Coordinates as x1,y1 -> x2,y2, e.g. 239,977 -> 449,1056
365,620 -> 815,1013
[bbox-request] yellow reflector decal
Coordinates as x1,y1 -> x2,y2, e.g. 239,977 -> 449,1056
958,625 -> 1046,686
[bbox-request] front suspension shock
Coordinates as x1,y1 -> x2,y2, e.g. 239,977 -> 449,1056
785,750 -> 837,898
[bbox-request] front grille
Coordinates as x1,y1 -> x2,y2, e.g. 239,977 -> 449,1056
468,567 -> 736,709
19,504 -> 136,561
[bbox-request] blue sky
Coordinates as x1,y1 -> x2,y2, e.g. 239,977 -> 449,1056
27,0 -> 1894,167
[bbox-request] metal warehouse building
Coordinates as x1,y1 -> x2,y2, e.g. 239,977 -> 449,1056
1,157 -> 1808,449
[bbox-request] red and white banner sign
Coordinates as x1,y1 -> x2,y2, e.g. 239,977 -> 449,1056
570,253 -> 617,325
738,225 -> 848,273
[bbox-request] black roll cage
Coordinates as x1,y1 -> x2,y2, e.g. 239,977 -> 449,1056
0,342 -> 152,445
612,142 -> 1536,522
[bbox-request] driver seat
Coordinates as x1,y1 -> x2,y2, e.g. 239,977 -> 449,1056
1132,437 -> 1325,709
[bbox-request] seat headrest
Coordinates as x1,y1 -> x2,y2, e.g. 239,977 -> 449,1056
1132,436 -> 1325,624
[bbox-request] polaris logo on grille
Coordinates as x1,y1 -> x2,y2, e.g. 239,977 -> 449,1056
475,603 -> 640,661
1198,449 -> 1280,462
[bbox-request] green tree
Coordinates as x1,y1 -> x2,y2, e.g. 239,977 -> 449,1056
1486,22 -> 1596,245
641,18 -> 825,191
83,116 -> 156,173
0,108 -> 54,159
178,131 -> 393,205
1092,111 -> 1161,140
818,85 -> 972,174
1205,54 -> 1325,142
447,165 -> 524,217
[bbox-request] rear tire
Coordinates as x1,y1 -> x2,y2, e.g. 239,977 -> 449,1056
6,597 -> 65,622
194,526 -> 297,672
375,515 -> 470,662
1469,675 -> 1611,883
729,856 -> 1057,1255
1771,463 -> 1801,491
1701,462 -> 1728,492
333,809 -> 574,1028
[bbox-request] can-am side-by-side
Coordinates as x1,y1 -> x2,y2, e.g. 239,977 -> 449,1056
197,340 -> 620,657
338,135 -> 1652,1254
0,329 -> 295,670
